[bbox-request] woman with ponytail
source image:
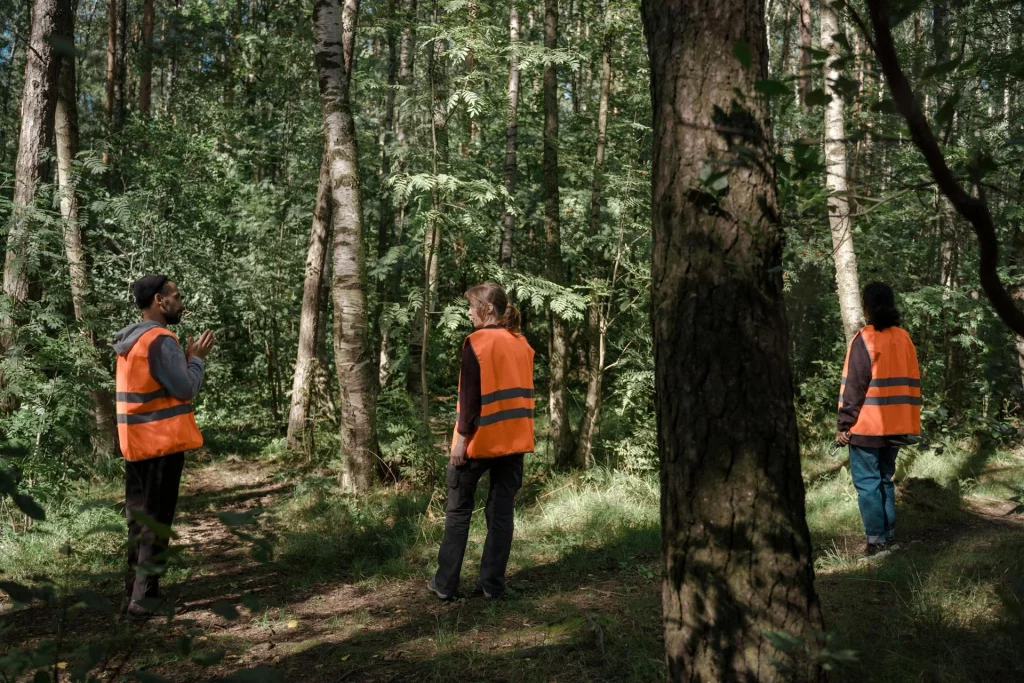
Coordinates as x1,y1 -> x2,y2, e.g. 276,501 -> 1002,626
837,282 -> 922,556
429,283 -> 535,601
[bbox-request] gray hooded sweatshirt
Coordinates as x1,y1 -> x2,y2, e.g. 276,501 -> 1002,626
113,321 -> 205,400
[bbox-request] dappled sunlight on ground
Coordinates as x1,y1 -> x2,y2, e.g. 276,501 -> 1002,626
2,441 -> 1022,681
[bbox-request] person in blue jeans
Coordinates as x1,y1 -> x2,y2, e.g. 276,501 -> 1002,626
836,283 -> 922,555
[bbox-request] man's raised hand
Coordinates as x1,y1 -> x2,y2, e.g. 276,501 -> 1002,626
187,330 -> 216,360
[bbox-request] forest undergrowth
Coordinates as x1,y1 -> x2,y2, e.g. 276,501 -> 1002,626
2,434 -> 1022,682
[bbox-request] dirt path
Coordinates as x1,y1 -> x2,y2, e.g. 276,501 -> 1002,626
139,459 -> 660,682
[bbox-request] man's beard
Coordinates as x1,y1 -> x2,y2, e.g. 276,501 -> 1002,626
165,310 -> 182,325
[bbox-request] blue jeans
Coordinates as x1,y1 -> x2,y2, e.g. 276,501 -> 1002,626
849,445 -> 898,545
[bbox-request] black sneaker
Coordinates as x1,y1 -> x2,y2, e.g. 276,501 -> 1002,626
427,578 -> 453,601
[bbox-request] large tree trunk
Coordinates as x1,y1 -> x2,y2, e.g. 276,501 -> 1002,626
286,152 -> 333,450
798,0 -> 812,109
543,0 -> 575,469
641,0 -> 825,679
575,10 -> 613,470
313,0 -> 380,492
821,2 -> 863,342
498,4 -> 521,267
139,0 -> 155,114
3,0 -> 69,347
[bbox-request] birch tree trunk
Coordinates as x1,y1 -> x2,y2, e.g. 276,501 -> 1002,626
286,152 -> 333,450
821,2 -> 863,342
544,0 -> 576,470
575,11 -> 613,469
641,0 -> 825,678
498,4 -> 521,267
313,0 -> 380,492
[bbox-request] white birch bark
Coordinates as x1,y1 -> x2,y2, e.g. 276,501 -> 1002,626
822,4 -> 864,342
313,0 -> 380,491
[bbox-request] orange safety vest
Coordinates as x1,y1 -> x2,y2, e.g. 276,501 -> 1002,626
116,326 -> 204,461
839,325 -> 922,437
453,328 -> 536,458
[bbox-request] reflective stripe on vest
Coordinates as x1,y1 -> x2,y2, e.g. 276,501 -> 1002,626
453,328 -> 536,458
838,325 -> 922,437
116,326 -> 204,461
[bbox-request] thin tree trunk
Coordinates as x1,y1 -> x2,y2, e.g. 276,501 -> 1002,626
374,0 -> 400,387
641,0 -> 825,679
55,29 -> 117,456
498,4 -> 521,266
466,0 -> 479,145
104,0 -> 115,162
575,10 -> 613,469
799,0 -> 811,109
779,0 -> 792,79
139,0 -> 155,114
544,0 -> 575,469
114,0 -> 126,128
409,0 -> 447,422
313,0 -> 380,491
821,2 -> 863,342
287,152 -> 333,450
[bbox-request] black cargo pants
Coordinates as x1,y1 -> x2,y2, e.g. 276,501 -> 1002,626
433,453 -> 524,597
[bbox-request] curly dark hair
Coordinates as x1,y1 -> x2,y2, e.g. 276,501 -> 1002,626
863,282 -> 901,331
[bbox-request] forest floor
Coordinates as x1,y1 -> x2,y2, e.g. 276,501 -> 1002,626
2,436 -> 1024,682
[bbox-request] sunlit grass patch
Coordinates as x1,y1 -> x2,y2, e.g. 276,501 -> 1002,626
0,479 -> 123,588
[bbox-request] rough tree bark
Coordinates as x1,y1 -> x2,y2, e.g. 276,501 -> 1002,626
641,0 -> 825,679
821,1 -> 863,342
313,0 -> 380,491
544,0 -> 575,470
286,152 -> 333,451
139,0 -> 155,114
55,43 -> 118,456
575,8 -> 614,469
3,0 -> 69,330
498,4 -> 521,267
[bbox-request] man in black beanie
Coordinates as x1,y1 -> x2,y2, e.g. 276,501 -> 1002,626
112,275 -> 215,617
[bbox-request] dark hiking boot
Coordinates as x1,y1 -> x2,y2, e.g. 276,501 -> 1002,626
427,577 -> 454,601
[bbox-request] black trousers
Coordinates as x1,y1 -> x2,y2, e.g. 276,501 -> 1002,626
434,453 -> 524,597
124,452 -> 184,603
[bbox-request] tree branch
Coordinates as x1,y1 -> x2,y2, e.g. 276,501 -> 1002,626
862,0 -> 1024,336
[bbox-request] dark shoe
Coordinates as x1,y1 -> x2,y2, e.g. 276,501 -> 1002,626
427,578 -> 453,601
473,581 -> 498,599
126,600 -> 158,618
862,542 -> 887,557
